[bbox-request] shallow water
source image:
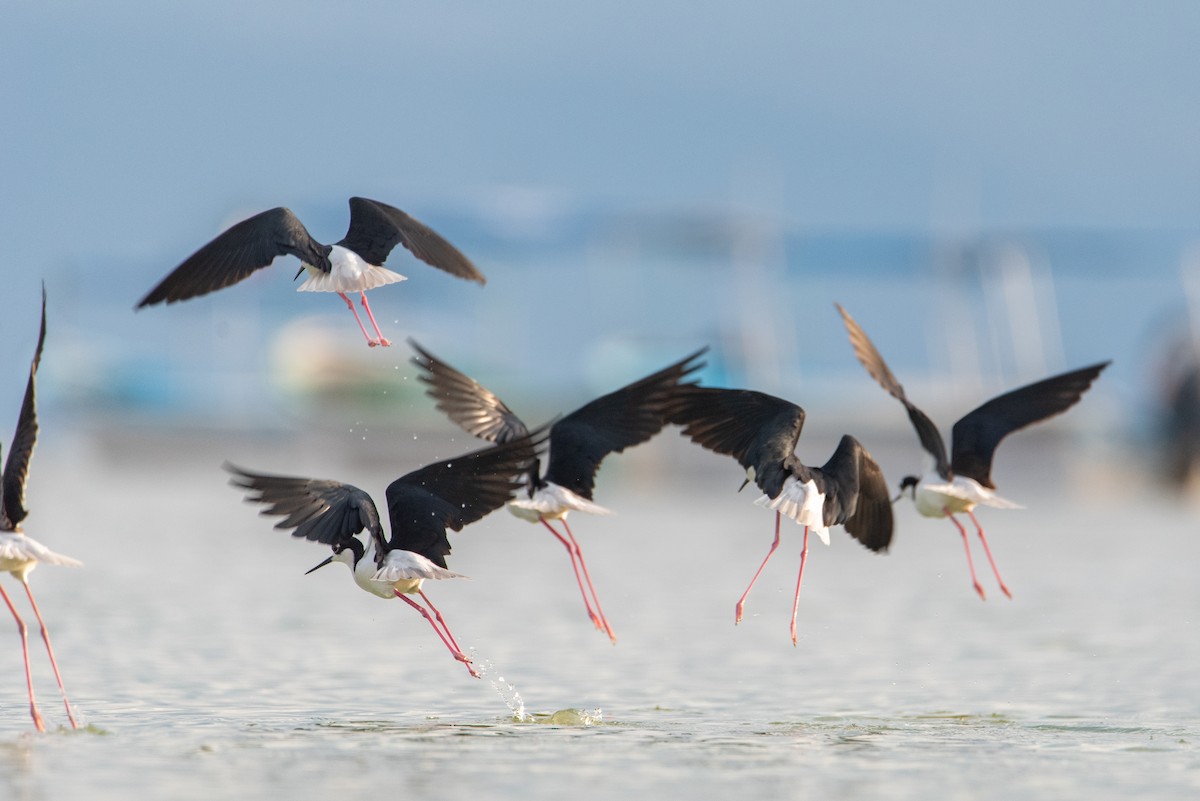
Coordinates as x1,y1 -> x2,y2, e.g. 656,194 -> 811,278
1,427 -> 1197,799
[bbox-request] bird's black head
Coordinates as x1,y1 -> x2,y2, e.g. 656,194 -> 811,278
305,538 -> 365,574
894,475 -> 919,502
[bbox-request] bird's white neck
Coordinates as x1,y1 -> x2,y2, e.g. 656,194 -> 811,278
327,544 -> 397,599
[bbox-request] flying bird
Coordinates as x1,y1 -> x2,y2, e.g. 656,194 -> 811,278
836,302 -> 1109,600
667,385 -> 893,644
137,197 -> 485,347
226,431 -> 542,679
410,341 -> 707,643
1,287 -> 81,732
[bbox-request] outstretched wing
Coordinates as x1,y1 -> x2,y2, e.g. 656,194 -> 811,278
339,197 -> 485,283
384,432 -> 545,567
815,435 -> 893,552
951,361 -> 1110,488
137,207 -> 330,307
224,463 -> 385,555
543,348 -> 707,499
1,286 -> 47,530
836,303 -> 951,478
666,385 -> 804,500
409,338 -> 530,444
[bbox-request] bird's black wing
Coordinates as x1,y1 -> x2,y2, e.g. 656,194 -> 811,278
339,197 -> 485,284
137,207 -> 330,307
225,463 -> 385,556
409,339 -> 530,444
836,303 -> 951,478
1,287 -> 47,530
542,348 -> 707,499
666,386 -> 804,500
384,432 -> 544,567
950,361 -> 1110,488
815,435 -> 893,553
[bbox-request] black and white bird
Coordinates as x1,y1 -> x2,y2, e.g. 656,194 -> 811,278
836,303 -> 1109,600
137,197 -> 485,347
225,432 -> 542,679
1,288 -> 81,732
410,341 -> 707,643
666,386 -> 893,644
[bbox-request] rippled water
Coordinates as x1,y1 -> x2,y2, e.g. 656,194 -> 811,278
1,427 -> 1197,799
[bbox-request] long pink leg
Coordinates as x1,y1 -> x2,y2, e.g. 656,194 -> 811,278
418,590 -> 468,658
337,292 -> 379,347
967,510 -> 1012,599
945,510 -> 986,600
358,292 -> 391,347
736,512 -> 782,624
789,525 -> 811,646
1,584 -> 45,732
540,518 -> 606,635
558,517 -> 616,643
22,582 -> 77,729
394,592 -> 480,678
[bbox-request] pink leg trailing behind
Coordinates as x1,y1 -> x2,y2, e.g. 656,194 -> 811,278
736,512 -> 782,624
559,517 -> 616,643
540,518 -> 615,642
1,584 -> 45,732
789,525 -> 811,646
945,510 -> 986,600
395,591 -> 480,678
358,291 -> 391,347
23,581 -> 77,729
337,291 -> 379,347
967,510 -> 1012,599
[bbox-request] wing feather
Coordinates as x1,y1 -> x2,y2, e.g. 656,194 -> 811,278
816,435 -> 893,552
225,463 -> 385,556
836,303 -> 951,477
409,339 -> 530,443
1,286 -> 47,529
542,348 -> 707,499
137,207 -> 329,307
340,197 -> 485,283
950,361 -> 1110,487
384,432 -> 545,567
666,386 -> 804,499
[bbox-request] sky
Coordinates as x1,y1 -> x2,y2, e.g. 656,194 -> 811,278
2,1 -> 1199,422
5,2 -> 1199,252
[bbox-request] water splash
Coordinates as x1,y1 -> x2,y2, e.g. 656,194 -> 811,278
473,656 -> 531,722
536,708 -> 603,727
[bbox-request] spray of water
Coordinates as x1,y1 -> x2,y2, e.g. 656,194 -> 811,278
471,654 -> 531,722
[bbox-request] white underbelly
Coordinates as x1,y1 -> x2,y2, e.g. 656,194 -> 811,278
754,476 -> 831,546
508,483 -> 612,522
912,474 -> 1021,517
298,245 -> 407,293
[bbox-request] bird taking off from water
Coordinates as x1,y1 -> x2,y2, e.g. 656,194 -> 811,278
667,385 -> 893,644
836,302 -> 1109,600
1,287 -> 82,732
226,431 -> 542,679
137,197 -> 485,347
410,341 -> 707,643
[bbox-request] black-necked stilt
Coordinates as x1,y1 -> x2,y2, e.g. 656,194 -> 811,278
410,341 -> 707,643
137,197 -> 485,347
225,431 -> 542,679
1,288 -> 81,732
836,302 -> 1109,600
666,385 -> 893,644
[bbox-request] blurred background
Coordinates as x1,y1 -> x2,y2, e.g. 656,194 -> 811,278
4,7 -> 1200,796
3,0 -> 1199,488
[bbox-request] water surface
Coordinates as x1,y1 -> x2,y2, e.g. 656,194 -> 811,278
1,428 -> 1196,799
